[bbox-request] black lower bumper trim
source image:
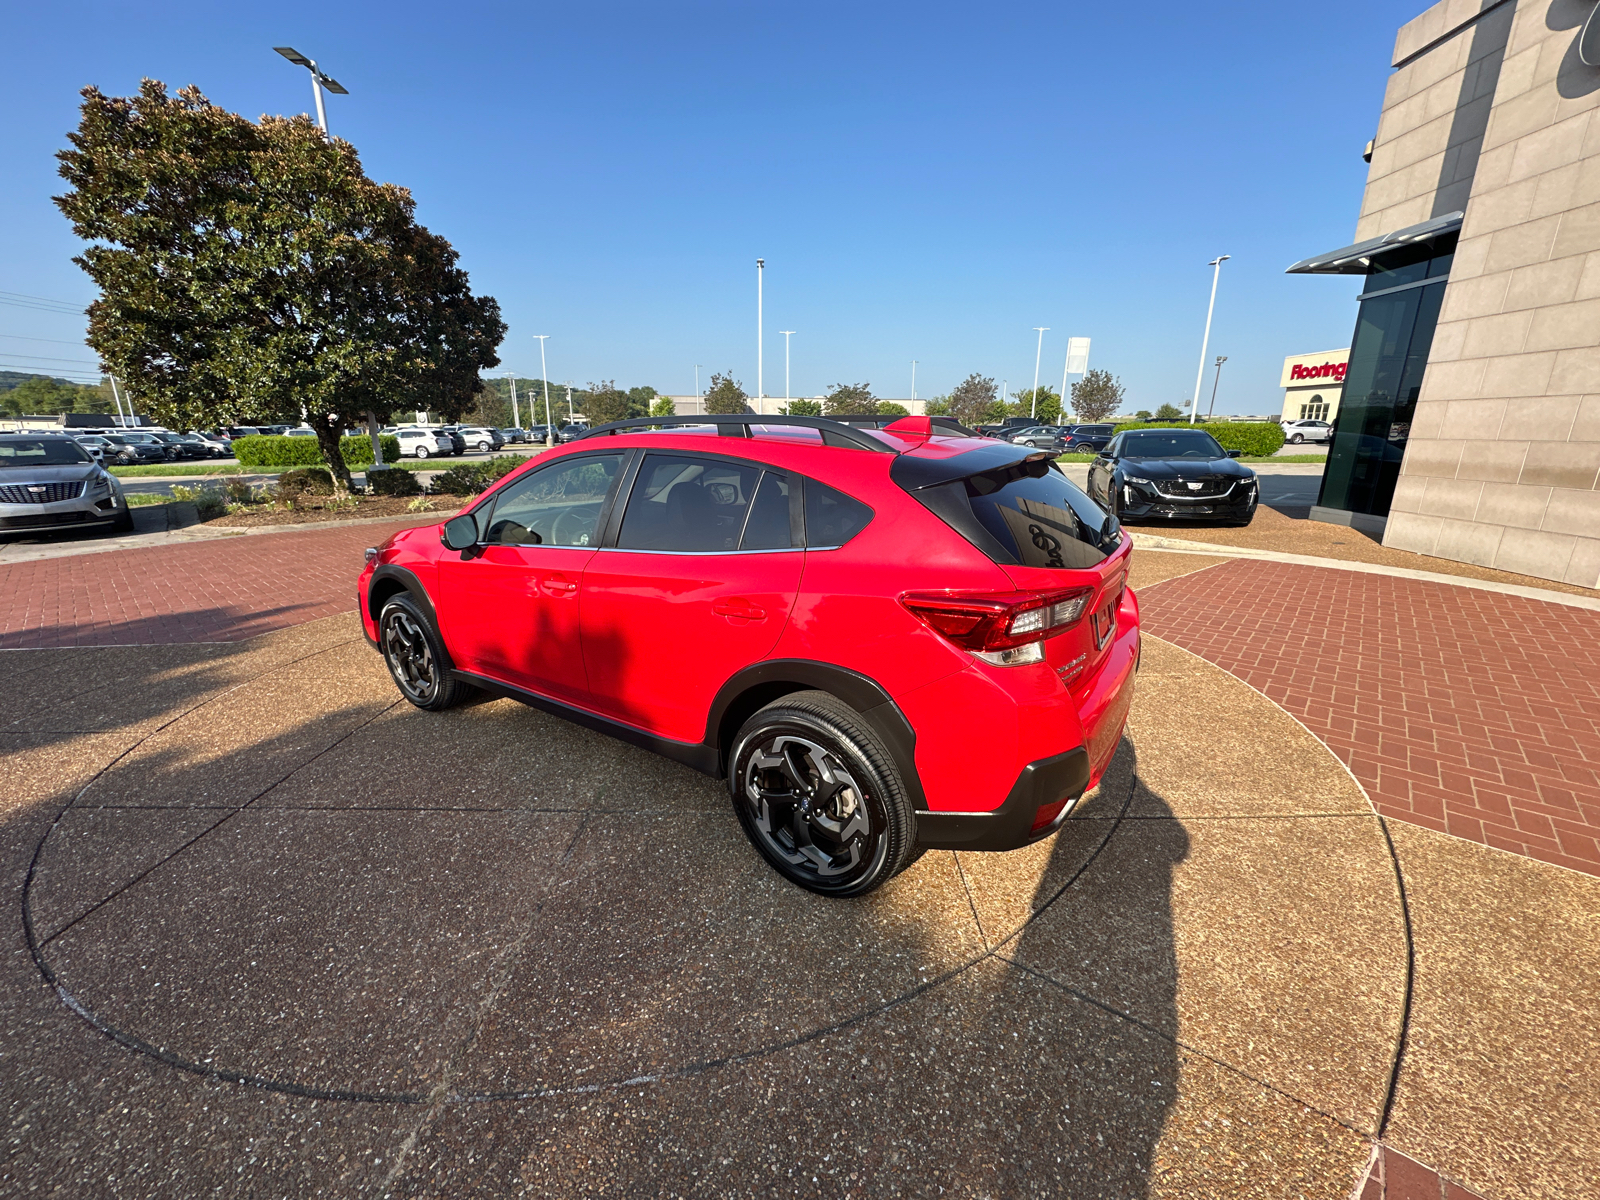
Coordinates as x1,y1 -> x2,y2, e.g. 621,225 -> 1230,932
915,747 -> 1091,852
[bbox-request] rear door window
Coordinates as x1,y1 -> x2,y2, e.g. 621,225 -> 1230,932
964,460 -> 1119,568
618,454 -> 762,552
803,480 -> 873,548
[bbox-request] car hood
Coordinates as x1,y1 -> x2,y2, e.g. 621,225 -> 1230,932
0,464 -> 105,484
1121,456 -> 1254,479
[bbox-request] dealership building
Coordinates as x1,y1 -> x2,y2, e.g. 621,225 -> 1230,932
1288,0 -> 1600,588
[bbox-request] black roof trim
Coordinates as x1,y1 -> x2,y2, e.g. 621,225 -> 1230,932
575,414 -> 897,453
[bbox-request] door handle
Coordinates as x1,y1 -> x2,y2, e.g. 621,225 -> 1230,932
712,598 -> 766,620
539,574 -> 578,595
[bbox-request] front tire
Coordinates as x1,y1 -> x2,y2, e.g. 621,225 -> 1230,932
729,691 -> 917,897
378,594 -> 468,711
1290,433 -> 1304,444
414,446 -> 430,459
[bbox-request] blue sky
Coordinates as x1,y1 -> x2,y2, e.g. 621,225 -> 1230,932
2,1 -> 1421,413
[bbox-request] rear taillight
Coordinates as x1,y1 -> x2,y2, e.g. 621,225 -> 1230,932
899,587 -> 1094,653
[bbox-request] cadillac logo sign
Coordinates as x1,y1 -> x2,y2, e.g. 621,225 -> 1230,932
1186,481 -> 1203,491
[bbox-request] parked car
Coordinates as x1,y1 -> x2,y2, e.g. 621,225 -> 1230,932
974,424 -> 1013,439
1281,419 -> 1332,445
100,432 -> 173,464
1060,424 -> 1116,454
498,427 -> 528,445
1003,426 -> 1069,451
188,432 -> 232,457
556,422 -> 590,443
1085,427 -> 1258,526
72,435 -> 111,463
395,428 -> 455,459
359,414 -> 1138,897
525,424 -> 555,443
225,426 -> 263,440
456,426 -> 505,454
0,434 -> 133,535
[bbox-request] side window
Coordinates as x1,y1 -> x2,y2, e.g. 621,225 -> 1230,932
480,454 -> 622,546
740,471 -> 792,550
802,479 -> 874,548
618,454 -> 762,552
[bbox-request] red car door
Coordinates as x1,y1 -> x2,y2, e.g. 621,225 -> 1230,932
580,452 -> 802,743
432,452 -> 624,705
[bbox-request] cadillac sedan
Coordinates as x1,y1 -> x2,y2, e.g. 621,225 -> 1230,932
1084,427 -> 1258,526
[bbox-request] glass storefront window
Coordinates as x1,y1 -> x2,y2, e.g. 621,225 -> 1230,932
1319,274 -> 1446,518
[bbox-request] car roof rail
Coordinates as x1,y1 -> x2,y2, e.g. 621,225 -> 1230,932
575,414 -> 899,453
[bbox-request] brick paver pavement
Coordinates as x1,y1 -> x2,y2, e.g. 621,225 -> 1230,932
1140,558 -> 1600,877
0,517 -> 434,649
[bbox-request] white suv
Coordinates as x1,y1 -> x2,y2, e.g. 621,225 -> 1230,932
1281,419 -> 1332,445
395,428 -> 454,459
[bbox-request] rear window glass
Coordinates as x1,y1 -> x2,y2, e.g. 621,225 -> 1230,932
964,460 -> 1118,568
804,480 -> 873,547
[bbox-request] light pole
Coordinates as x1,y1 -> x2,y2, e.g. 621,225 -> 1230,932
506,371 -> 520,429
566,382 -> 574,422
1031,327 -> 1049,418
910,361 -> 918,406
756,259 -> 764,403
1190,255 -> 1230,424
694,365 -> 702,414
1207,355 -> 1228,419
780,332 -> 795,403
534,335 -> 553,446
273,47 -> 347,135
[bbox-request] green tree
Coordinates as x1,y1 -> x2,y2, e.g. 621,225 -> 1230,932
626,385 -> 658,418
703,372 -> 749,415
1,376 -> 94,417
924,396 -> 951,416
823,382 -> 875,415
1153,402 -> 1183,421
55,81 -> 504,491
782,398 -> 821,416
1012,386 -> 1062,424
1135,409 -> 1153,421
583,380 -> 631,425
947,373 -> 998,427
876,401 -> 909,417
1071,369 -> 1126,423
649,395 -> 676,417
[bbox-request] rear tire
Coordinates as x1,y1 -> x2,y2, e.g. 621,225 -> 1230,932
378,593 -> 468,711
414,446 -> 430,459
1289,433 -> 1304,444
729,690 -> 917,897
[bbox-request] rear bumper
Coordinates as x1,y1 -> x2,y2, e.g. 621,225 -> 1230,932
916,747 -> 1092,850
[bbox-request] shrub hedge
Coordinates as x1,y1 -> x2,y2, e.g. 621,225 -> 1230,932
277,467 -> 336,496
232,434 -> 401,468
366,467 -> 422,497
1109,420 -> 1285,457
429,455 -> 526,496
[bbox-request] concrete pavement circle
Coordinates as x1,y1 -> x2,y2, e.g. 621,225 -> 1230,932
12,614 -> 1409,1195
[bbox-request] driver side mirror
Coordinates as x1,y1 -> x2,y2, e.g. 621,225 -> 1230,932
1226,449 -> 1242,459
441,514 -> 479,552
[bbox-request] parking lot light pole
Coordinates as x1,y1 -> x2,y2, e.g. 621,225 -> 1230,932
756,259 -> 764,403
273,47 -> 348,135
780,333 -> 794,403
534,336 -> 553,446
1208,355 -> 1228,419
506,371 -> 520,429
1191,256 -> 1230,424
910,360 -> 917,406
1031,328 -> 1048,419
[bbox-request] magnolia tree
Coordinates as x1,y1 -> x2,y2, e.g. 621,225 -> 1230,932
946,374 -> 998,427
55,81 -> 505,491
823,383 -> 875,415
703,373 -> 749,415
1071,369 -> 1126,423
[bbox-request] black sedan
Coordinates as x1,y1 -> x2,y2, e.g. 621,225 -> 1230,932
1085,427 -> 1258,526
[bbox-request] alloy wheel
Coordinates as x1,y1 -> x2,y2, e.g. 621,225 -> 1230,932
382,609 -> 438,703
741,734 -> 876,884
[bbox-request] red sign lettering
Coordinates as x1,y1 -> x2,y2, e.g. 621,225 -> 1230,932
1290,361 -> 1348,382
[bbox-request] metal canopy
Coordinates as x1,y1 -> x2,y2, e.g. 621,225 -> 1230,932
1285,211 -> 1464,275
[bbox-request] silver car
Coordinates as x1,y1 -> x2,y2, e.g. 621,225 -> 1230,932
1,434 -> 132,535
1281,419 -> 1333,444
395,427 -> 454,459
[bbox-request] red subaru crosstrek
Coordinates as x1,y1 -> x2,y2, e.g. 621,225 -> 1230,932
358,415 -> 1140,896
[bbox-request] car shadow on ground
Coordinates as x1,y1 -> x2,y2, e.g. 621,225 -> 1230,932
2,615 -> 1192,1196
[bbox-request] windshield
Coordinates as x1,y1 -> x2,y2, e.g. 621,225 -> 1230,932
0,439 -> 93,467
1120,430 -> 1226,459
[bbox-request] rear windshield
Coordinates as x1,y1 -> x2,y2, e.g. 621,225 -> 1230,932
0,439 -> 92,467
964,460 -> 1119,568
